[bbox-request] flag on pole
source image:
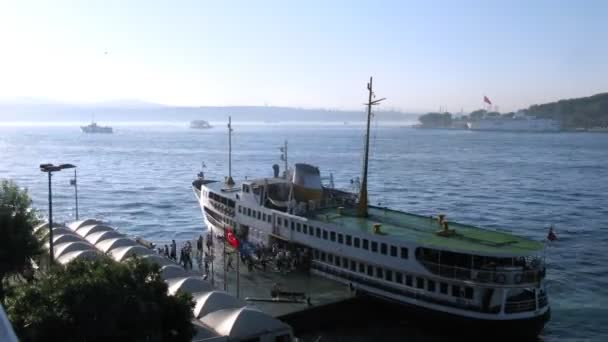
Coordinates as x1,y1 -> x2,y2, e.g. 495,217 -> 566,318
547,226 -> 557,241
483,96 -> 492,105
225,228 -> 239,248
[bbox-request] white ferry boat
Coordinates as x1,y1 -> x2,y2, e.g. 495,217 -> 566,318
190,120 -> 213,129
81,121 -> 113,134
468,116 -> 560,132
192,79 -> 550,337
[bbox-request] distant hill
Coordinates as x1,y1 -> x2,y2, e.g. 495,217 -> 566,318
0,99 -> 418,123
524,93 -> 608,128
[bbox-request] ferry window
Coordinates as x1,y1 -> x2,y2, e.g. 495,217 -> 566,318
309,226 -> 314,236
385,269 -> 393,282
440,283 -> 448,294
303,225 -> 307,234
400,247 -> 408,259
321,252 -> 326,262
390,246 -> 397,257
277,217 -> 282,225
346,235 -> 352,246
313,249 -> 319,259
248,208 -> 252,216
428,280 -> 436,292
316,228 -> 321,238
296,222 -> 301,231
358,263 -> 365,273
367,265 -> 374,276
464,287 -> 474,299
262,213 -> 266,221
396,272 -> 403,284
257,211 -> 261,220
371,241 -> 378,253
380,243 -> 387,255
362,239 -> 369,250
267,215 -> 272,223
284,219 -> 288,227
452,285 -> 461,297
406,275 -> 413,286
350,260 -> 357,271
338,234 -> 343,244
376,267 -> 384,278
323,230 -> 328,240
330,231 -> 336,242
238,206 -> 241,213
354,237 -> 360,248
328,254 -> 334,263
342,257 -> 349,269
416,278 -> 424,289
335,256 -> 340,267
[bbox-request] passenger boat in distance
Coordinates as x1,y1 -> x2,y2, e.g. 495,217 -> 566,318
81,121 -> 113,134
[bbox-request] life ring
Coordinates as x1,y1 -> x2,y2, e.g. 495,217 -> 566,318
494,273 -> 506,284
514,274 -> 523,284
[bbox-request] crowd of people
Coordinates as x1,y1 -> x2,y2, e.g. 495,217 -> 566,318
155,233 -> 312,279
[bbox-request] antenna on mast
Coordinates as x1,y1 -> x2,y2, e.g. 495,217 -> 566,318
226,116 -> 235,186
357,77 -> 385,217
280,140 -> 288,178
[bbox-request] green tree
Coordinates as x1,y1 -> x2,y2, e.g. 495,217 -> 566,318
468,109 -> 487,121
0,180 -> 42,304
6,257 -> 195,342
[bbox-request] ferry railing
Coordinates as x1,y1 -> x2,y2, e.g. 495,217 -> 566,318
420,261 -> 544,286
505,299 -> 536,313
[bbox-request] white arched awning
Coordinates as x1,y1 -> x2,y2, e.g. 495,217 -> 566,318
68,218 -> 104,231
95,237 -> 136,253
52,233 -> 83,245
76,224 -> 114,238
85,230 -> 125,245
200,307 -> 291,339
34,222 -> 66,234
109,245 -> 154,262
160,265 -> 188,280
167,277 -> 213,296
56,249 -> 101,265
54,241 -> 95,259
193,291 -> 245,319
39,227 -> 74,241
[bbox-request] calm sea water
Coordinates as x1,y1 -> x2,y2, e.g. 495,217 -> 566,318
1,123 -> 607,341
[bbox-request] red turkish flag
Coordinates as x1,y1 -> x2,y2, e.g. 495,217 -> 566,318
483,96 -> 492,105
225,228 -> 238,248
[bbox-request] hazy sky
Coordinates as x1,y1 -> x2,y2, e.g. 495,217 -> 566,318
0,0 -> 606,112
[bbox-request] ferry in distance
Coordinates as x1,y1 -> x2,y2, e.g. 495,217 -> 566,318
190,120 -> 213,129
81,121 -> 113,133
192,78 -> 550,337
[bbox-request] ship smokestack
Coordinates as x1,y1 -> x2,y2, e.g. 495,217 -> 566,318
273,164 -> 280,178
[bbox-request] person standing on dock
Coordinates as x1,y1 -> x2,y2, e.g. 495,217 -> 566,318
170,240 -> 177,261
197,235 -> 203,257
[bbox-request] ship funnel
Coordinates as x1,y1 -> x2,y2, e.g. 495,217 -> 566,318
292,163 -> 322,202
273,164 -> 280,178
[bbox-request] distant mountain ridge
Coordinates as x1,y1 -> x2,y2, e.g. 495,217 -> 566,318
0,99 -> 418,122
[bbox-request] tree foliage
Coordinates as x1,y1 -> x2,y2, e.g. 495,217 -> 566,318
0,179 -> 42,304
6,257 -> 195,342
526,92 -> 608,128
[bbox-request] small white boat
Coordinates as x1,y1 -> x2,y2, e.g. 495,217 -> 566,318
81,122 -> 113,134
190,120 -> 212,129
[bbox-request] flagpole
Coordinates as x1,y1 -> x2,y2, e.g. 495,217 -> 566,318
236,245 -> 240,299
223,228 -> 227,291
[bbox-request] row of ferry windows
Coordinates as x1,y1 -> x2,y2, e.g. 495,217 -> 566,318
313,250 -> 473,300
237,205 -> 409,259
238,206 -> 272,223
296,221 -> 409,259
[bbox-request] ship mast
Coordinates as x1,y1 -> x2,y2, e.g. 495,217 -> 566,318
226,116 -> 235,186
357,77 -> 385,217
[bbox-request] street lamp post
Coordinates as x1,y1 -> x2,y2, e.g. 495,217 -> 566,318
40,163 -> 76,266
70,168 -> 79,220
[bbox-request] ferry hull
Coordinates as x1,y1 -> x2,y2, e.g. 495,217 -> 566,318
359,291 -> 550,338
